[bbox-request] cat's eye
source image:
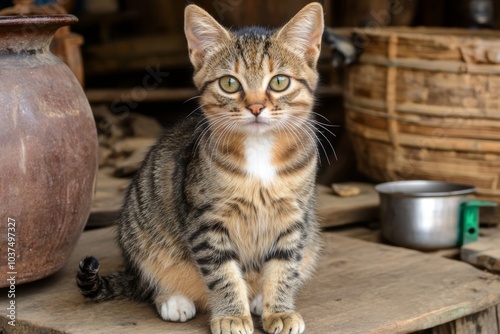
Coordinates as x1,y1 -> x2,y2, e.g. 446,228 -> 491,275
269,75 -> 290,92
219,76 -> 241,93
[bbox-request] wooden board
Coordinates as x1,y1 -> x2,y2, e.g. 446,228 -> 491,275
2,227 -> 500,333
461,229 -> 500,272
88,169 -> 129,228
432,306 -> 500,334
89,180 -> 380,228
317,182 -> 379,228
86,85 -> 342,103
86,88 -> 198,103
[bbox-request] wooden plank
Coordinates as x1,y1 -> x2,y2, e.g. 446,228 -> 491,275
432,321 -> 455,334
497,305 -> 500,333
3,228 -> 500,333
317,183 -> 380,228
461,230 -> 500,272
435,305 -> 500,334
454,307 -> 499,334
431,311 -> 500,334
86,88 -> 197,103
86,34 -> 187,60
89,180 -> 380,228
329,224 -> 382,243
482,206 -> 500,225
88,168 -> 129,228
331,225 -> 461,259
333,0 -> 388,27
85,85 -> 342,103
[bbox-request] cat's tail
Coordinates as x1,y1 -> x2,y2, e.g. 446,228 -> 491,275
76,256 -> 144,301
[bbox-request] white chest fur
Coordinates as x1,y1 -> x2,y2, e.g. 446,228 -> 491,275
244,134 -> 276,185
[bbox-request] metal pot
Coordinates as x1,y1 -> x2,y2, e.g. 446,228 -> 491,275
375,180 -> 476,250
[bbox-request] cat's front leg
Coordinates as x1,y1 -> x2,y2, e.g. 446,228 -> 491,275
260,260 -> 305,334
207,261 -> 253,334
188,221 -> 253,334
260,233 -> 315,334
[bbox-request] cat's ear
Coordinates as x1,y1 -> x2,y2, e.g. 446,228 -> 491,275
184,5 -> 231,70
276,3 -> 324,67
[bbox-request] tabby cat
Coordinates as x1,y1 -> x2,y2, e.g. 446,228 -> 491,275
77,3 -> 324,334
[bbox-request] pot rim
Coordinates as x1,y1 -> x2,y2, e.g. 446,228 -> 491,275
375,180 -> 476,198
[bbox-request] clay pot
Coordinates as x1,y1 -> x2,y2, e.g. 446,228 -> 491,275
0,15 -> 98,286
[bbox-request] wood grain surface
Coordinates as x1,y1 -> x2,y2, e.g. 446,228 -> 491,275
89,177 -> 380,229
461,230 -> 500,272
2,227 -> 500,333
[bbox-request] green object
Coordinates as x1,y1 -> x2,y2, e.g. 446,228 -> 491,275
459,200 -> 497,246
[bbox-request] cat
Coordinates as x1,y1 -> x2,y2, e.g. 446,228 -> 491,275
77,3 -> 324,334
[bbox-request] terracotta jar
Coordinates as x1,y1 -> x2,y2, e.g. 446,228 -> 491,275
0,15 -> 98,286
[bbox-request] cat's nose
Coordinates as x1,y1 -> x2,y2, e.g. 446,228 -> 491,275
247,103 -> 265,116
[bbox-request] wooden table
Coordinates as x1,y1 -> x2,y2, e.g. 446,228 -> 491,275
89,179 -> 380,229
2,227 -> 500,334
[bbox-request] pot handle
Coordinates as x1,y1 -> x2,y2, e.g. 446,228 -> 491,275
459,200 -> 497,246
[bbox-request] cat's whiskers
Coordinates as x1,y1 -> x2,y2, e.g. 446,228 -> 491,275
304,118 -> 338,162
193,114 -> 227,155
222,122 -> 240,156
204,116 -> 230,151
308,123 -> 338,163
186,103 -> 207,119
274,117 -> 285,141
211,119 -> 236,159
281,118 -> 321,164
311,120 -> 337,138
285,113 -> 337,164
288,111 -> 339,157
290,110 -> 340,132
285,109 -> 332,122
183,95 -> 202,104
304,121 -> 331,165
193,116 -> 218,152
310,111 -> 339,126
287,109 -> 338,129
300,115 -> 337,165
204,119 -> 226,175
277,119 -> 308,158
207,118 -> 235,166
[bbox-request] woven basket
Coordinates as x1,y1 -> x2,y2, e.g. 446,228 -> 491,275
344,27 -> 500,200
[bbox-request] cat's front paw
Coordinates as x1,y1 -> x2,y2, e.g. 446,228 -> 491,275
156,295 -> 196,322
210,315 -> 253,334
262,312 -> 305,334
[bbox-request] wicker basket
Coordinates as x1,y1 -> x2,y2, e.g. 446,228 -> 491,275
344,27 -> 500,200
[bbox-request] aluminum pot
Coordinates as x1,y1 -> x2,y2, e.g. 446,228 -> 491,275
375,180 -> 475,250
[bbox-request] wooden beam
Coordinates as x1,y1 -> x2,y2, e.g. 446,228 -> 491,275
85,85 -> 343,104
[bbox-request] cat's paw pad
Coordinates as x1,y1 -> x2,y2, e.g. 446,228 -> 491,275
250,294 -> 263,316
157,295 -> 196,322
263,312 -> 305,334
211,315 -> 253,334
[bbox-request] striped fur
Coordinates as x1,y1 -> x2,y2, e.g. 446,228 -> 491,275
77,3 -> 324,334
